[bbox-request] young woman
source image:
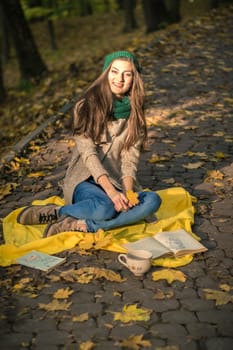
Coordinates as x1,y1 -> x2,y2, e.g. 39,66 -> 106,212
17,51 -> 161,236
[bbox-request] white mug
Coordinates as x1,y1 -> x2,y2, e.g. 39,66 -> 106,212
118,249 -> 152,276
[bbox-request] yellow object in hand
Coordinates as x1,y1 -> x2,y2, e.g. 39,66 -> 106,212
126,190 -> 139,205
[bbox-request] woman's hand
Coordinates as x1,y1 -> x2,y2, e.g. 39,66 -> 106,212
122,176 -> 138,209
97,174 -> 130,212
110,190 -> 130,212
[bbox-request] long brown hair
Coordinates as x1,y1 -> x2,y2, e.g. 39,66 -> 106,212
73,58 -> 147,149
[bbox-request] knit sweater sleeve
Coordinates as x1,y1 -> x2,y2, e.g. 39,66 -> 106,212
74,135 -> 109,182
120,140 -> 142,180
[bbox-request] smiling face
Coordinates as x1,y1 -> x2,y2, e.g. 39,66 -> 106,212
107,59 -> 134,98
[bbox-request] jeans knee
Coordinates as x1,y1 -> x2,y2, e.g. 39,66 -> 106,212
92,201 -> 115,221
141,191 -> 161,214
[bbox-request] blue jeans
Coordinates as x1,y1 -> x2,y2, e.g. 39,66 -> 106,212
59,178 -> 161,232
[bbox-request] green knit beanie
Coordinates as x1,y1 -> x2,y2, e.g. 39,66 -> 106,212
102,51 -> 142,73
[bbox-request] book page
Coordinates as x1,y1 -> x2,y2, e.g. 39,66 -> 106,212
124,236 -> 173,259
154,229 -> 207,256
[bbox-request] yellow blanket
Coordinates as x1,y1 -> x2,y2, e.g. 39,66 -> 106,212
1,187 -> 198,267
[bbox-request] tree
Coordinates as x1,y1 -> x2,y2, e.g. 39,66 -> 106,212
1,0 -> 48,84
142,0 -> 179,33
123,0 -> 138,32
0,57 -> 6,103
23,0 -> 60,51
0,4 -> 10,64
79,0 -> 93,16
165,0 -> 180,23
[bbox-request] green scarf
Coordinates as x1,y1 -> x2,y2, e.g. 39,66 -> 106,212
113,97 -> 131,119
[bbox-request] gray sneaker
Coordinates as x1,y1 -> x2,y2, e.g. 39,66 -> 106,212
44,216 -> 87,237
17,204 -> 61,225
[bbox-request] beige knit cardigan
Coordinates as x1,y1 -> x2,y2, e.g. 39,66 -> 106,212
62,119 -> 142,204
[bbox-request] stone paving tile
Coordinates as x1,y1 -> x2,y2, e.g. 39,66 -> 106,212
34,330 -> 70,347
186,322 -> 217,338
161,310 -> 198,323
205,338 -> 233,350
110,324 -> 147,338
0,5 -> 233,350
0,334 -> 33,350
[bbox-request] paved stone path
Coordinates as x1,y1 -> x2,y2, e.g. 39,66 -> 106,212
0,5 -> 233,350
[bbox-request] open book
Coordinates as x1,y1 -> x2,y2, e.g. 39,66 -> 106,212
124,229 -> 207,259
16,250 -> 66,272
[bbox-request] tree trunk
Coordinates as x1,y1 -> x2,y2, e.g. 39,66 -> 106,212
123,0 -> 138,32
0,3 -> 10,63
79,0 -> 93,16
142,0 -> 168,33
116,0 -> 124,10
1,0 -> 48,83
47,19 -> 57,51
0,58 -> 6,104
165,0 -> 180,23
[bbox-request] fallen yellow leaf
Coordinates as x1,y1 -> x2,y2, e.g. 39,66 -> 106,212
156,346 -> 179,350
213,130 -> 224,137
61,267 -> 125,284
118,334 -> 151,349
162,139 -> 175,144
79,231 -> 113,250
183,162 -> 204,169
94,230 -> 113,249
203,288 -> 233,305
219,284 -> 233,292
11,277 -> 47,298
162,178 -> 176,184
186,151 -> 207,158
112,304 -> 152,323
77,273 -> 93,284
183,126 -> 199,130
113,291 -> 121,297
152,269 -> 187,284
79,340 -> 95,350
79,234 -> 96,250
224,97 -> 233,103
14,156 -> 30,165
215,151 -> 227,159
28,145 -> 41,153
147,154 -> 170,163
146,116 -> 159,126
12,278 -> 32,291
72,312 -> 89,322
39,299 -> 72,311
205,170 -> 224,181
53,287 -> 73,299
0,182 -> 18,200
154,289 -> 174,299
27,171 -> 46,178
9,160 -> 20,171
